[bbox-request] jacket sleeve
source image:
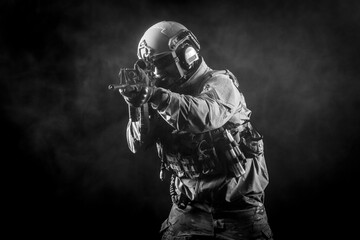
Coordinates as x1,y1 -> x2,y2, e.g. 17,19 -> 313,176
126,118 -> 142,153
158,74 -> 245,133
126,104 -> 159,153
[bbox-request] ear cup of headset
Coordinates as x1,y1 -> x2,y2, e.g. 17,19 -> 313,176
176,44 -> 199,70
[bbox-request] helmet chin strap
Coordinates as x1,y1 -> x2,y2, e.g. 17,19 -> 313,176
176,55 -> 202,83
171,51 -> 186,78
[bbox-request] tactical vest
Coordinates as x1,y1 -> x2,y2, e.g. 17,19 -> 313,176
157,70 -> 257,180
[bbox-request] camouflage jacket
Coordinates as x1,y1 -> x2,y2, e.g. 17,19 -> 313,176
126,59 -> 269,209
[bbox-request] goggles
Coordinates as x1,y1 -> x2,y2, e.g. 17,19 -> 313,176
152,53 -> 174,69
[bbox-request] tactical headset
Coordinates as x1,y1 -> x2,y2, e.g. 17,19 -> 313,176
169,29 -> 200,77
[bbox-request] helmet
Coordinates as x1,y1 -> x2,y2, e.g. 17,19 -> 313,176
137,21 -> 200,80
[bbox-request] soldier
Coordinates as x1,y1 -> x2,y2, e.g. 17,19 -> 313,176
119,21 -> 273,240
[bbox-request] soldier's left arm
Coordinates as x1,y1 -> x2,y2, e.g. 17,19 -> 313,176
157,75 -> 243,133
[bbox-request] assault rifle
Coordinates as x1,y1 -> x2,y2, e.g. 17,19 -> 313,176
108,60 -> 154,122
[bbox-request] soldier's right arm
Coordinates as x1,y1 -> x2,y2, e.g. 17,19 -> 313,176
126,105 -> 159,153
126,119 -> 142,153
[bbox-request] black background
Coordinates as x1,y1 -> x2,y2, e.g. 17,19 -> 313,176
1,0 -> 359,239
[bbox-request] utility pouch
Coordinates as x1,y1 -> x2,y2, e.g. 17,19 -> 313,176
240,124 -> 264,158
197,139 -> 218,175
211,128 -> 247,178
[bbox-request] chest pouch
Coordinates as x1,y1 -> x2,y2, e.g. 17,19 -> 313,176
158,131 -> 224,179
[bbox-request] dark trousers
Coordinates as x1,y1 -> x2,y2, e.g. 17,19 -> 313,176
160,204 -> 273,240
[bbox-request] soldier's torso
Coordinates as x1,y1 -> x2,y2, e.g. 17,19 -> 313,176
154,70 -> 240,179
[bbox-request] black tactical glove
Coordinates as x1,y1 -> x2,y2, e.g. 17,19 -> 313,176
119,64 -> 170,109
119,63 -> 154,108
120,85 -> 170,110
119,84 -> 154,108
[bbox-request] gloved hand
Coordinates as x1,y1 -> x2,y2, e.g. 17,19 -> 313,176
119,64 -> 170,109
119,85 -> 154,108
119,63 -> 154,108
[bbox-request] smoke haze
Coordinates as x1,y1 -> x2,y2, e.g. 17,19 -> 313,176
1,0 -> 359,239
